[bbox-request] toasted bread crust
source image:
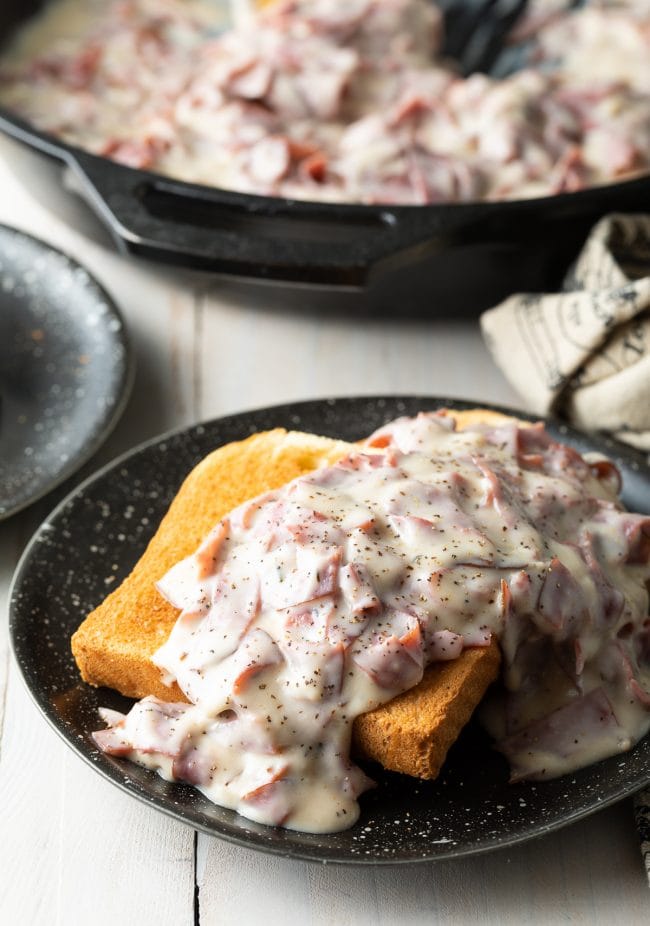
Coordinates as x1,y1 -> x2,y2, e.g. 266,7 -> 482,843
353,642 -> 500,779
72,409 -> 511,779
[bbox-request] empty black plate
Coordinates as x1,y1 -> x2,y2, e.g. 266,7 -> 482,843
0,223 -> 132,519
9,396 -> 650,864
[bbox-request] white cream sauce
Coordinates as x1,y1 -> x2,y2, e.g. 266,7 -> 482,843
93,413 -> 650,833
1,0 -> 649,203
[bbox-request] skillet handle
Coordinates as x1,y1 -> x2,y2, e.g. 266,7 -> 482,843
69,152 -> 457,287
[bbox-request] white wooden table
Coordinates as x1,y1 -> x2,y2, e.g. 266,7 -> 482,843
0,136 -> 648,926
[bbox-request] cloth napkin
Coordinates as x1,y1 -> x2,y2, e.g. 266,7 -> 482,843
481,213 -> 650,454
482,212 -> 650,884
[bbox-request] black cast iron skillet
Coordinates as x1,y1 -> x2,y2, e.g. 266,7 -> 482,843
1,0 -> 650,307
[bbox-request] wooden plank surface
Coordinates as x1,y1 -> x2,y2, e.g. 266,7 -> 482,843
0,136 -> 648,926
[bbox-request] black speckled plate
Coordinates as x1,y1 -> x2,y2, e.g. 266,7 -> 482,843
0,224 -> 132,519
9,396 -> 650,864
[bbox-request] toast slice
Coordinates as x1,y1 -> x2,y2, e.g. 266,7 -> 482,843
72,428 -> 353,703
72,410 -> 505,780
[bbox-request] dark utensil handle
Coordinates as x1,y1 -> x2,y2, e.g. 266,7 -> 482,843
70,152 -> 450,287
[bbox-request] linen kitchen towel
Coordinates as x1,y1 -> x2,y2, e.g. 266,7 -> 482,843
481,213 -> 650,453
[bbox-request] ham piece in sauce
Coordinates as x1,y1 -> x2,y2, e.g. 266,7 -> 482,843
93,413 -> 650,833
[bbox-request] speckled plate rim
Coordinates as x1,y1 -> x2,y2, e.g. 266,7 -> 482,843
8,395 -> 650,865
0,222 -> 134,520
